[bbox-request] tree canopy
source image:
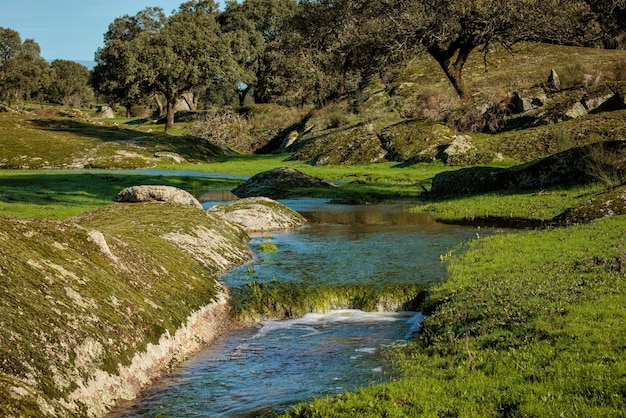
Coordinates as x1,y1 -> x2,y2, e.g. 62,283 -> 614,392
0,27 -> 49,105
3,0 -> 626,118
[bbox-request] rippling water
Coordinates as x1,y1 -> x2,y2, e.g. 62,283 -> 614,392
110,199 -> 484,417
111,310 -> 424,417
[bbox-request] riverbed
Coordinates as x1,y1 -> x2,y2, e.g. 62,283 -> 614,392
110,198 -> 486,417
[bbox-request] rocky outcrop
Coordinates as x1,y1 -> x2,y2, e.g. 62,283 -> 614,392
289,124 -> 388,165
68,286 -> 235,416
379,121 -> 458,162
511,87 -> 548,113
95,106 -> 115,118
553,186 -> 626,225
114,185 -> 202,208
431,141 -> 626,196
208,197 -> 307,233
232,167 -> 336,198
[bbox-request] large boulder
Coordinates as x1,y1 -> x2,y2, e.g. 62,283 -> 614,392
232,167 -> 336,198
289,124 -> 387,165
431,141 -> 626,196
114,185 -> 202,208
511,88 -> 548,113
379,121 -> 457,162
95,105 -> 115,118
207,197 -> 306,233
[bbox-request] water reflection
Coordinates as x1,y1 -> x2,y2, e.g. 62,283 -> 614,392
224,201 -> 479,288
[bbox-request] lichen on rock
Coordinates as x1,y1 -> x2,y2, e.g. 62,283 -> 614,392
208,196 -> 307,233
232,167 -> 336,199
114,185 -> 202,208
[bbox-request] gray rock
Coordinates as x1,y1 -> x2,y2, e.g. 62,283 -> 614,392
232,167 -> 336,198
441,135 -> 475,163
208,197 -> 306,233
431,141 -> 626,196
114,185 -> 202,208
545,69 -> 561,92
95,106 -> 115,118
562,101 -> 588,120
511,88 -> 548,113
582,85 -> 626,113
554,187 -> 626,225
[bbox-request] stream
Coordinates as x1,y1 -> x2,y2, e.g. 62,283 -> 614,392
110,195 -> 487,417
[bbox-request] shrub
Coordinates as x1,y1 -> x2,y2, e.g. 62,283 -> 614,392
406,86 -> 458,121
191,108 -> 250,152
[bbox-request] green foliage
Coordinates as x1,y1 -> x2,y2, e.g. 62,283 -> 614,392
0,27 -> 50,106
46,60 -> 94,107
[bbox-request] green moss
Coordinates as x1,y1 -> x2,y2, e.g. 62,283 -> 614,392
0,203 -> 250,415
231,281 -> 426,322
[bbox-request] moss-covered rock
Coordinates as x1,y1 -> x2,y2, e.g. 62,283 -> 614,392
431,140 -> 626,196
553,185 -> 626,225
0,203 -> 251,416
207,197 -> 307,233
232,167 -> 337,198
379,121 -> 457,162
289,124 -> 387,165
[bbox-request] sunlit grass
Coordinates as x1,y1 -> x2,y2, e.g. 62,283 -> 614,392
285,215 -> 626,417
0,170 -> 240,219
415,183 -> 606,222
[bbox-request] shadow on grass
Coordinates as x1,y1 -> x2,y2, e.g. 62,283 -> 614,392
0,171 -> 242,209
30,119 -> 229,162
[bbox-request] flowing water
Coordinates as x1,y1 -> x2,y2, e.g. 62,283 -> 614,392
110,198 -> 486,417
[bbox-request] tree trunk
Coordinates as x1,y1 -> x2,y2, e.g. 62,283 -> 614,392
238,85 -> 251,107
427,44 -> 473,100
165,96 -> 177,131
153,96 -> 164,117
182,91 -> 199,112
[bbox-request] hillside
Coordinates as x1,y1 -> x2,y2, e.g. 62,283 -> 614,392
282,43 -> 626,167
2,43 -> 626,174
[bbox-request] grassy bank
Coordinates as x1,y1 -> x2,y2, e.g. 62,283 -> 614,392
0,170 -> 241,218
414,183 -> 607,224
284,213 -> 626,417
0,203 -> 250,416
0,158 -> 436,219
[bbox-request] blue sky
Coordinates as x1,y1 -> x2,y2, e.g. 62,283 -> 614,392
1,1 -> 223,62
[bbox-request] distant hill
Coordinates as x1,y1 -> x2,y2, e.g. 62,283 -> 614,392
74,60 -> 95,70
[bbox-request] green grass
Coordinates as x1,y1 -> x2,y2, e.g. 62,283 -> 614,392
0,170 -> 240,218
415,183 -> 607,223
285,215 -> 626,417
0,156 -> 444,219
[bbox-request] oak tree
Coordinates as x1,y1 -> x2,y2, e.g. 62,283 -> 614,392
0,27 -> 49,106
390,0 -> 599,99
